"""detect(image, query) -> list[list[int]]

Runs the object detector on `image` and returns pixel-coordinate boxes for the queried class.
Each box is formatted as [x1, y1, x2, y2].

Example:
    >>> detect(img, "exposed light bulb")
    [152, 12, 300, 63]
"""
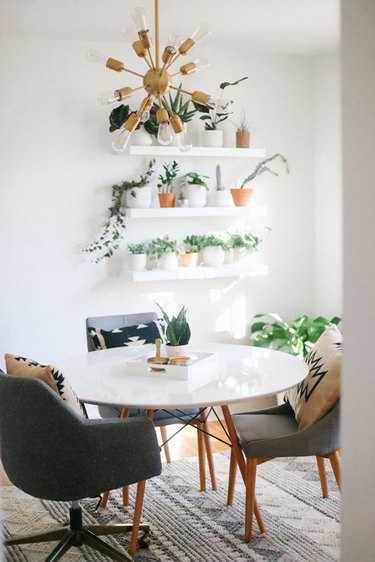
[176, 129, 193, 152]
[190, 23, 211, 45]
[112, 128, 132, 152]
[97, 87, 134, 105]
[138, 97, 153, 122]
[157, 123, 173, 145]
[123, 27, 138, 43]
[180, 57, 210, 75]
[86, 48, 108, 65]
[131, 7, 148, 31]
[167, 33, 182, 51]
[194, 57, 210, 71]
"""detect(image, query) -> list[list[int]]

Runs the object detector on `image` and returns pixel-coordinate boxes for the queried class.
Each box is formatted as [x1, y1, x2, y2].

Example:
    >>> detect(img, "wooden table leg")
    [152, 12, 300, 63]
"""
[221, 405, 266, 534]
[200, 408, 217, 491]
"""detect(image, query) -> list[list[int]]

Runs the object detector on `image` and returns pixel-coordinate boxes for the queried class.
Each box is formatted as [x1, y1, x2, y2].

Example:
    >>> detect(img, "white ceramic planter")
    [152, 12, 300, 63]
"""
[202, 246, 225, 267]
[165, 344, 190, 358]
[125, 186, 152, 208]
[186, 185, 207, 208]
[212, 190, 232, 207]
[130, 127, 153, 146]
[159, 252, 178, 270]
[126, 253, 147, 271]
[200, 129, 223, 147]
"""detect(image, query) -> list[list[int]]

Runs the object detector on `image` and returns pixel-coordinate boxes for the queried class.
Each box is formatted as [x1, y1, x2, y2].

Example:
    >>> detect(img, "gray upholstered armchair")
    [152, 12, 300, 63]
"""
[0, 370, 162, 561]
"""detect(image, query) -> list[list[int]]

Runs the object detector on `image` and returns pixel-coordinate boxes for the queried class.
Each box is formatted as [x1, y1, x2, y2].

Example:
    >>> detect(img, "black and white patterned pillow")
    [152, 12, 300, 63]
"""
[88, 319, 165, 350]
[47, 364, 87, 418]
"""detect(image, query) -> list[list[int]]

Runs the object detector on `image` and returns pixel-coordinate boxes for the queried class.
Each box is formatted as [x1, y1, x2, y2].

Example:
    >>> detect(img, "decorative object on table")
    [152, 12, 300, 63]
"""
[157, 160, 180, 207]
[126, 242, 147, 271]
[212, 164, 231, 207]
[147, 338, 169, 370]
[82, 160, 155, 262]
[87, 1, 216, 152]
[250, 312, 342, 357]
[180, 234, 203, 267]
[233, 110, 250, 148]
[193, 77, 248, 147]
[231, 153, 289, 207]
[200, 234, 228, 267]
[184, 172, 209, 207]
[226, 230, 264, 263]
[156, 303, 191, 358]
[147, 235, 179, 270]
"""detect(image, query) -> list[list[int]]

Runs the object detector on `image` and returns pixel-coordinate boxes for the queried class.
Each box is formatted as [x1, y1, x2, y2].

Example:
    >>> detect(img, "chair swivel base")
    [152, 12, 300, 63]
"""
[5, 505, 150, 562]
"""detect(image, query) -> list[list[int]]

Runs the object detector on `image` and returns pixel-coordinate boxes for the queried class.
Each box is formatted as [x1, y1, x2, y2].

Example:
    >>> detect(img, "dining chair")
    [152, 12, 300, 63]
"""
[228, 325, 342, 542]
[0, 369, 162, 560]
[86, 312, 217, 507]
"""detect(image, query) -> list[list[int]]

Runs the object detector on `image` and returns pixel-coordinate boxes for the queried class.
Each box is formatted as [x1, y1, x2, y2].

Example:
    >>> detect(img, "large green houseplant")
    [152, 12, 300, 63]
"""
[250, 313, 341, 357]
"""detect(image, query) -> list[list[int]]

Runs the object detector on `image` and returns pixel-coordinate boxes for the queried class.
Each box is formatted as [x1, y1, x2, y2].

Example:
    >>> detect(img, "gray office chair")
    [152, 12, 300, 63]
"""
[227, 400, 341, 542]
[86, 312, 216, 506]
[0, 370, 162, 561]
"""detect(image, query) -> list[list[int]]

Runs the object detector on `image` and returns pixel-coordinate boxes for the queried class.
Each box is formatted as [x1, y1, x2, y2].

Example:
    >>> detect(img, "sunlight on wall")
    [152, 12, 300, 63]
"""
[145, 291, 176, 316]
[215, 293, 247, 340]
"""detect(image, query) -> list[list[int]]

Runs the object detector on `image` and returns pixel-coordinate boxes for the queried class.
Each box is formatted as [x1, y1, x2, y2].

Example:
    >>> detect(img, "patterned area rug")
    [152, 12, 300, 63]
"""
[1, 451, 340, 561]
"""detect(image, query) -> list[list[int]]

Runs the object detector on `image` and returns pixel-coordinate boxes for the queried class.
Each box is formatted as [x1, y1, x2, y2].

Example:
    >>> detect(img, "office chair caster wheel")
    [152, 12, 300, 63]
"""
[138, 530, 151, 549]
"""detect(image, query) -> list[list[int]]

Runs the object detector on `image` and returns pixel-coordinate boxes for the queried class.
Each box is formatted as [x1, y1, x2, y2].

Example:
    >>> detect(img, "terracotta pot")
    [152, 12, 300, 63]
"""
[158, 193, 176, 208]
[236, 131, 250, 148]
[180, 252, 200, 267]
[230, 188, 253, 207]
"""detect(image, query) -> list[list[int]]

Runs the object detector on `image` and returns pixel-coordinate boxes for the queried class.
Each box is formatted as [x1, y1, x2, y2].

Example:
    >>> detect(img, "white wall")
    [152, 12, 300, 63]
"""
[341, 0, 375, 559]
[0, 38, 318, 365]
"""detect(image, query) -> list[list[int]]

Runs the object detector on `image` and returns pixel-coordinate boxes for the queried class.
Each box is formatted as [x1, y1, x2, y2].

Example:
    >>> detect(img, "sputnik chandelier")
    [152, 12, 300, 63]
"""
[87, 0, 229, 152]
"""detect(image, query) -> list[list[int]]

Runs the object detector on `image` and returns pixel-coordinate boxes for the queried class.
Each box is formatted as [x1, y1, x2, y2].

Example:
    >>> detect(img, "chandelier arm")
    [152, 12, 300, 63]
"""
[161, 95, 174, 116]
[165, 52, 182, 71]
[170, 84, 193, 96]
[155, 0, 160, 69]
[170, 71, 182, 78]
[148, 49, 156, 69]
[123, 68, 145, 79]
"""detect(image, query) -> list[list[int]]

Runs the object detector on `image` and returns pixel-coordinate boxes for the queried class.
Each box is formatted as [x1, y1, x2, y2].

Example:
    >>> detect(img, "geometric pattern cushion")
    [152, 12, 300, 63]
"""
[88, 319, 165, 351]
[285, 325, 343, 430]
[4, 354, 87, 419]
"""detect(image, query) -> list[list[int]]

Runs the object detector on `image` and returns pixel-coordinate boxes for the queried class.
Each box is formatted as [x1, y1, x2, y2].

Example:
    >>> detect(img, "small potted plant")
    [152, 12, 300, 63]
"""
[226, 231, 264, 263]
[233, 111, 250, 148]
[231, 153, 289, 207]
[193, 77, 248, 147]
[184, 172, 209, 207]
[212, 164, 231, 207]
[181, 234, 204, 267]
[147, 235, 179, 270]
[123, 159, 155, 209]
[201, 235, 228, 267]
[156, 303, 191, 358]
[126, 242, 147, 271]
[157, 161, 180, 207]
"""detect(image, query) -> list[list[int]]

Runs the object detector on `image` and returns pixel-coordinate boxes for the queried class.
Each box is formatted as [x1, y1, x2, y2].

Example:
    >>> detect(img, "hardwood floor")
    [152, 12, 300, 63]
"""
[0, 421, 230, 487]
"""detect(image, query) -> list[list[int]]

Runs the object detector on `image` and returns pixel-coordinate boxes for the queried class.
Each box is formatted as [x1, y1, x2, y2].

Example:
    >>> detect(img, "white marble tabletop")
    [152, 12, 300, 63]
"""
[60, 343, 308, 410]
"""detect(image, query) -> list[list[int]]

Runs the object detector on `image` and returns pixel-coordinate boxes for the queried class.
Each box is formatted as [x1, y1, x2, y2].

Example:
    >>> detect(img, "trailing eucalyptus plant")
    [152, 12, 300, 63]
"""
[250, 313, 342, 357]
[241, 153, 289, 188]
[82, 160, 155, 262]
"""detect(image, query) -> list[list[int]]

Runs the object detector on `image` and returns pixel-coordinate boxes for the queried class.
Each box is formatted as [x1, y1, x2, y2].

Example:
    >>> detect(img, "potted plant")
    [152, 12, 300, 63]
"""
[184, 172, 209, 207]
[193, 77, 248, 147]
[156, 303, 191, 358]
[212, 164, 231, 207]
[230, 153, 289, 207]
[126, 242, 147, 271]
[250, 313, 341, 357]
[82, 160, 155, 262]
[181, 234, 204, 267]
[201, 235, 228, 267]
[233, 111, 250, 148]
[227, 231, 264, 263]
[147, 235, 179, 270]
[157, 161, 180, 207]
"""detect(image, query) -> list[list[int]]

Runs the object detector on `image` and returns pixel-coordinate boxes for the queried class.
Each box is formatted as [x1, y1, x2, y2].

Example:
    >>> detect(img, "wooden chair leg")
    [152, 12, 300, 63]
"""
[100, 490, 110, 508]
[328, 450, 341, 491]
[197, 424, 206, 492]
[200, 409, 217, 491]
[245, 458, 258, 542]
[129, 480, 146, 556]
[316, 456, 329, 498]
[122, 486, 129, 506]
[227, 447, 237, 506]
[159, 426, 172, 463]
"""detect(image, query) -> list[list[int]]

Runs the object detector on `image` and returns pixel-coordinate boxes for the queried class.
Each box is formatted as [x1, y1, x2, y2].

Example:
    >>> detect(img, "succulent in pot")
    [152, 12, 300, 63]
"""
[156, 303, 191, 358]
[232, 110, 251, 148]
[126, 243, 147, 271]
[226, 231, 264, 264]
[200, 235, 228, 267]
[147, 235, 179, 270]
[180, 234, 204, 267]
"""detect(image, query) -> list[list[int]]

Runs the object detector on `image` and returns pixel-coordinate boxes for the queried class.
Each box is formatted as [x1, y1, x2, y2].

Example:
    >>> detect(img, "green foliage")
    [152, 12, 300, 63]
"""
[82, 160, 155, 262]
[127, 243, 147, 254]
[232, 110, 250, 132]
[183, 234, 205, 253]
[146, 235, 179, 259]
[163, 85, 196, 122]
[241, 153, 289, 188]
[157, 161, 180, 193]
[184, 172, 209, 190]
[109, 104, 134, 132]
[227, 231, 264, 251]
[156, 303, 191, 346]
[250, 313, 342, 357]
[200, 234, 228, 250]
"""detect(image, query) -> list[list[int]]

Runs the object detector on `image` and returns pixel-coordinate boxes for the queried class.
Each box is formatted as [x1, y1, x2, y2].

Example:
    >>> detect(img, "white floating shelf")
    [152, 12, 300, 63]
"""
[128, 146, 266, 158]
[123, 264, 268, 282]
[124, 206, 253, 218]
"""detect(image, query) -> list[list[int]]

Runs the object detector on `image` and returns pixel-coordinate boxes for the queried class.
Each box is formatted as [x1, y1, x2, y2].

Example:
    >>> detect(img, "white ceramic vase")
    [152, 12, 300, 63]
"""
[212, 190, 232, 207]
[125, 186, 152, 208]
[159, 252, 178, 270]
[126, 253, 147, 271]
[200, 129, 223, 147]
[186, 185, 207, 208]
[202, 246, 225, 267]
[130, 127, 153, 146]
[165, 344, 190, 358]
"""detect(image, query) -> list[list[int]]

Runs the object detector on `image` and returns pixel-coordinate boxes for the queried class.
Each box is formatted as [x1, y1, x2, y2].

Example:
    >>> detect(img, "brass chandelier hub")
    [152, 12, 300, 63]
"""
[143, 68, 171, 96]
